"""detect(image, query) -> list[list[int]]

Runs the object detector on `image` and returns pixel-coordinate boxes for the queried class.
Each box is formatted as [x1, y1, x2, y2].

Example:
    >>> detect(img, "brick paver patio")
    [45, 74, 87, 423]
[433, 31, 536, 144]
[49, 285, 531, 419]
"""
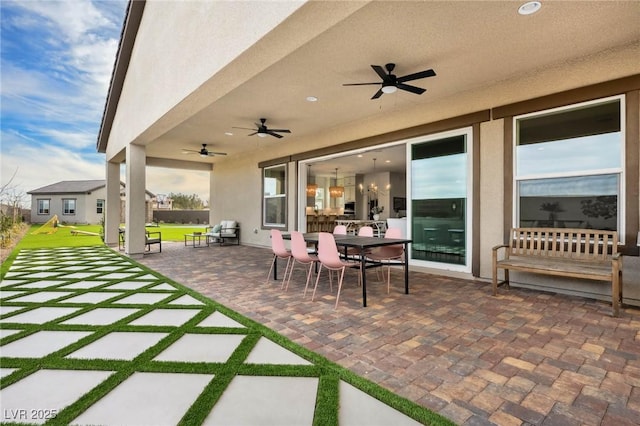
[138, 242, 640, 425]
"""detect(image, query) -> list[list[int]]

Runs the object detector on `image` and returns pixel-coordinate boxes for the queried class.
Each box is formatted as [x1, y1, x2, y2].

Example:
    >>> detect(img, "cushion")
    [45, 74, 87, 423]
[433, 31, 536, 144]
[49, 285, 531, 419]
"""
[211, 224, 222, 233]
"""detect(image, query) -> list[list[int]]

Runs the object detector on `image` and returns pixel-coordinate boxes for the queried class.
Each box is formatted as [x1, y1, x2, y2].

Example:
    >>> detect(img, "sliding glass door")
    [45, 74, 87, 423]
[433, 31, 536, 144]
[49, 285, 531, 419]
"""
[409, 128, 471, 271]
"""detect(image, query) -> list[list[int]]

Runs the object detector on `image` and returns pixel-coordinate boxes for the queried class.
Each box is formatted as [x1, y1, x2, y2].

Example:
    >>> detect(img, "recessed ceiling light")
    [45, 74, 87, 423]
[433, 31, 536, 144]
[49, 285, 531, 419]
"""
[225, 132, 233, 136]
[357, 154, 363, 158]
[306, 96, 318, 102]
[385, 160, 391, 163]
[518, 1, 541, 15]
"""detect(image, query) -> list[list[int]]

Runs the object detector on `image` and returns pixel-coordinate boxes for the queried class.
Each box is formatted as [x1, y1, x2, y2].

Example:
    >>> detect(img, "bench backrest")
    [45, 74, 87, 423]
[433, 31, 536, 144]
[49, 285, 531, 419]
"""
[508, 228, 618, 262]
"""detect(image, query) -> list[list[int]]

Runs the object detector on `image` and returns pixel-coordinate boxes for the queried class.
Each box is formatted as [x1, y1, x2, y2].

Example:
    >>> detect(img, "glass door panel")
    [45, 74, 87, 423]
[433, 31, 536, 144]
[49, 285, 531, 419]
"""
[410, 132, 470, 268]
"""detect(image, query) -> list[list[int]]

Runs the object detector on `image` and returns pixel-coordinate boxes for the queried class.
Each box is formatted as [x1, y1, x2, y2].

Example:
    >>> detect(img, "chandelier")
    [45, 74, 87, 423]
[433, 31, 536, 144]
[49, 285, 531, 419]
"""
[329, 168, 344, 198]
[306, 165, 317, 197]
[359, 158, 390, 196]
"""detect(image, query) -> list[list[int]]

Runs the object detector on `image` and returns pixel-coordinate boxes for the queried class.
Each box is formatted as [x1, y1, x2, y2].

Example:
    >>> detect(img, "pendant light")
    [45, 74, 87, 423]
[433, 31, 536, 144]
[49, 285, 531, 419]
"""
[329, 168, 344, 198]
[306, 165, 317, 197]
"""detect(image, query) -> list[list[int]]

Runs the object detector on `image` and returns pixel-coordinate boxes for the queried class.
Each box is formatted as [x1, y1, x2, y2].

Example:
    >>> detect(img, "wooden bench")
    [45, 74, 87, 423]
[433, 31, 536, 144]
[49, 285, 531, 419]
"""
[492, 228, 623, 317]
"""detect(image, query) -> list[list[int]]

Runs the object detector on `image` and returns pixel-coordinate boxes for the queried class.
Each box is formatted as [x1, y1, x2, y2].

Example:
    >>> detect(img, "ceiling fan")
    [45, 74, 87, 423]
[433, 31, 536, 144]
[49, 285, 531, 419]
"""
[343, 63, 436, 99]
[233, 118, 291, 139]
[182, 144, 227, 157]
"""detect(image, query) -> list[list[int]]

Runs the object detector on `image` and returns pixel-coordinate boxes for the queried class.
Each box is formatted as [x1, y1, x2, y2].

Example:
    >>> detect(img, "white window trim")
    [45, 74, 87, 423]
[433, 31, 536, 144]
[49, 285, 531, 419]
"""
[512, 95, 626, 242]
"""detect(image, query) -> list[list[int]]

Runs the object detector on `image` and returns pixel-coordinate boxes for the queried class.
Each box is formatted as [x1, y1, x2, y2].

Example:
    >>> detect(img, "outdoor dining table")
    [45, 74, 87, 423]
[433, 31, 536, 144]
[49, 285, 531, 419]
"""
[280, 232, 412, 307]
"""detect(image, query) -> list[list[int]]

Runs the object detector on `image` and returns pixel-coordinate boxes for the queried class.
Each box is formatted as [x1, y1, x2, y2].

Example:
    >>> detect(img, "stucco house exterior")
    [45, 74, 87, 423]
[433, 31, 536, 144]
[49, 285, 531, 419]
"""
[98, 1, 640, 306]
[28, 180, 154, 225]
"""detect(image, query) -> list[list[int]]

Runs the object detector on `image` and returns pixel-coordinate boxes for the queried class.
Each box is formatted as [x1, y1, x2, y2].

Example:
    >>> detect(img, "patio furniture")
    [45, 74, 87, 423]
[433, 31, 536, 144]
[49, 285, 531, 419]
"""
[292, 232, 412, 307]
[184, 232, 206, 247]
[204, 220, 240, 245]
[366, 227, 405, 293]
[284, 231, 318, 295]
[118, 228, 162, 253]
[312, 232, 362, 309]
[492, 227, 623, 317]
[145, 231, 162, 253]
[265, 229, 292, 287]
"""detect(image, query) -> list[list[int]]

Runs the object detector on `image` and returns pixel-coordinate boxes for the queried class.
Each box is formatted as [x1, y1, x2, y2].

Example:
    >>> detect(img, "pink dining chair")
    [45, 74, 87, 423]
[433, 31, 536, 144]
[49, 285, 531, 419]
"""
[265, 229, 292, 286]
[345, 225, 374, 261]
[313, 232, 361, 309]
[284, 231, 319, 295]
[366, 227, 405, 293]
[333, 225, 347, 235]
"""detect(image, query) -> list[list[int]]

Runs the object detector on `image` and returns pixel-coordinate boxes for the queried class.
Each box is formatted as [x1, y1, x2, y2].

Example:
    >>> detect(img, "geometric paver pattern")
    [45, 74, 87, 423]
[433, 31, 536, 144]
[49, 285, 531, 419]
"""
[1, 246, 433, 425]
[140, 241, 640, 426]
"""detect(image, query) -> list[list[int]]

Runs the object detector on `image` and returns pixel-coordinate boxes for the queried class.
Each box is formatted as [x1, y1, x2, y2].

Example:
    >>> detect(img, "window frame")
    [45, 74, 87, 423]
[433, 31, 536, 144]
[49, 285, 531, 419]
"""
[262, 164, 287, 230]
[96, 199, 104, 214]
[37, 199, 50, 215]
[62, 198, 77, 216]
[512, 95, 625, 237]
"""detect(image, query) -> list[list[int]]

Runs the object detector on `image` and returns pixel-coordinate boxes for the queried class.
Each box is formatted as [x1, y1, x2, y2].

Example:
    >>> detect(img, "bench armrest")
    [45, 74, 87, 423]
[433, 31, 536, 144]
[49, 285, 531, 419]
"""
[146, 231, 161, 240]
[492, 244, 508, 252]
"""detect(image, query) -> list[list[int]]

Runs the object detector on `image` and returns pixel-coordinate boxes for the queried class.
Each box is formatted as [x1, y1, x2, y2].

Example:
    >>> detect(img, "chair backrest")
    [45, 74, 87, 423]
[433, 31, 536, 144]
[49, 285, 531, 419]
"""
[290, 231, 312, 262]
[333, 225, 347, 235]
[270, 229, 289, 257]
[317, 232, 344, 267]
[385, 227, 402, 239]
[358, 226, 374, 237]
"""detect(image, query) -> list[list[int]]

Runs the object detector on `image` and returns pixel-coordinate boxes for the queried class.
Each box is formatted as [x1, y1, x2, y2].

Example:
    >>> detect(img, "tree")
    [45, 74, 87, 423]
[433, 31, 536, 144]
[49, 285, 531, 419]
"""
[169, 192, 205, 210]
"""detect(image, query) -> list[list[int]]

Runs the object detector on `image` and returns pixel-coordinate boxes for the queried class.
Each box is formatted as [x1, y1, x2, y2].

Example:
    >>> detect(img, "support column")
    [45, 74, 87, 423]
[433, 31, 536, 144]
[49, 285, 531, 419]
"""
[209, 169, 215, 225]
[105, 160, 121, 247]
[125, 144, 147, 257]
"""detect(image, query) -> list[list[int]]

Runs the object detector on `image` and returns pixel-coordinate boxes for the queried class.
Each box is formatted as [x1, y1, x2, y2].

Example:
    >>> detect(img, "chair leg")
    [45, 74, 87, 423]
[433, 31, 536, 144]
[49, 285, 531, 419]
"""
[303, 262, 314, 297]
[265, 255, 276, 285]
[334, 267, 346, 309]
[312, 264, 324, 301]
[283, 258, 296, 291]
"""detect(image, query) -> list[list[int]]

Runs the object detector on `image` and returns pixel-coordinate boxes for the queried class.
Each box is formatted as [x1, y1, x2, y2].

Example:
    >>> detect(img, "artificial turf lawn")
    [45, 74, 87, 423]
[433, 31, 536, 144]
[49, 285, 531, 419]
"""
[1, 240, 454, 425]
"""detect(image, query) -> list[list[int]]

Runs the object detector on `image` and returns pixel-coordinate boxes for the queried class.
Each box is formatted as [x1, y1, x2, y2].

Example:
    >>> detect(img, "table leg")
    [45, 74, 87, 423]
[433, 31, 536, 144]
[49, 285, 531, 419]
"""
[361, 250, 367, 307]
[404, 242, 409, 294]
[273, 257, 278, 280]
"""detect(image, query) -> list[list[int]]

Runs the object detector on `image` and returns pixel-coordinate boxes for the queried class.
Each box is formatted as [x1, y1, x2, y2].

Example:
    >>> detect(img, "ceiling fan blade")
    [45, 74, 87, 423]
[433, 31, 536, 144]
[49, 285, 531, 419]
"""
[371, 89, 384, 99]
[208, 151, 227, 156]
[247, 131, 258, 136]
[232, 126, 256, 131]
[397, 69, 436, 83]
[397, 83, 426, 95]
[266, 131, 283, 139]
[343, 82, 381, 86]
[371, 65, 388, 80]
[268, 129, 290, 133]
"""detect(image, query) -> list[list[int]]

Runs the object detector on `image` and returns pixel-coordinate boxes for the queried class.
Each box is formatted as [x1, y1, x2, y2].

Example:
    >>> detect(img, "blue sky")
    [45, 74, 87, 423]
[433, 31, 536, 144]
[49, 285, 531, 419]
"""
[1, 0, 209, 208]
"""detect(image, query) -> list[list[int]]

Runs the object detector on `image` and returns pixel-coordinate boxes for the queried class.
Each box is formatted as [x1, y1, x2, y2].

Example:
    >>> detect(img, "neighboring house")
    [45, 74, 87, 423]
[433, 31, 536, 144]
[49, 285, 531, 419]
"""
[97, 2, 639, 305]
[28, 180, 155, 225]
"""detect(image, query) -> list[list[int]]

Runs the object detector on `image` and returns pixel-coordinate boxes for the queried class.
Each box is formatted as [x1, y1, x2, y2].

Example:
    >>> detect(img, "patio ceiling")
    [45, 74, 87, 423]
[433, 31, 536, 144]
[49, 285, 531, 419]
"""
[137, 1, 640, 178]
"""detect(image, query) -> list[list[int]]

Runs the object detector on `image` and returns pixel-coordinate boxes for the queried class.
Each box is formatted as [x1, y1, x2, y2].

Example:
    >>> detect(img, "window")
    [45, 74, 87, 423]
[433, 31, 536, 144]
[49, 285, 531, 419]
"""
[37, 199, 50, 215]
[97, 199, 104, 214]
[410, 130, 471, 268]
[63, 199, 76, 215]
[263, 164, 287, 228]
[514, 96, 624, 232]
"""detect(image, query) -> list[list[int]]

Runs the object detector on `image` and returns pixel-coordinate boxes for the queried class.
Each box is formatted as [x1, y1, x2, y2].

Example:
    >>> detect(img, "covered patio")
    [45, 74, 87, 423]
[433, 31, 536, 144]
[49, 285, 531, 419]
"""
[139, 241, 640, 425]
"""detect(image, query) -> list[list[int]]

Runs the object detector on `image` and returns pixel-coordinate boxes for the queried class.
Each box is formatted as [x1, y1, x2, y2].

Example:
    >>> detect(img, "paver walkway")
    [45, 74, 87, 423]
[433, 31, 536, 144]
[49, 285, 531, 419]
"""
[139, 242, 640, 426]
[0, 246, 435, 425]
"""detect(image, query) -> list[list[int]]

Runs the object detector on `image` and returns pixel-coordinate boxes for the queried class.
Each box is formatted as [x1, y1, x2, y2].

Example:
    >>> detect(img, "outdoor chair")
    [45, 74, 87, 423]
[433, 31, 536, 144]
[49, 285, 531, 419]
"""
[265, 229, 292, 287]
[333, 225, 347, 235]
[312, 232, 361, 309]
[365, 227, 405, 293]
[345, 225, 374, 261]
[284, 231, 318, 295]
